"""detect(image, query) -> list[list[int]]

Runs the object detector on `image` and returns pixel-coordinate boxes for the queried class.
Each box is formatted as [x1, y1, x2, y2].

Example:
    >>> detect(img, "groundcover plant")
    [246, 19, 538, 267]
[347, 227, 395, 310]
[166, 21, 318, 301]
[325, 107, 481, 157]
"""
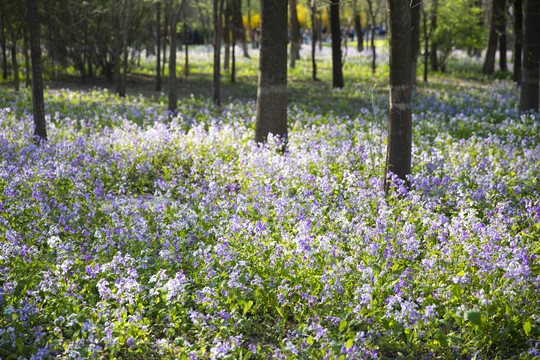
[0, 67, 539, 359]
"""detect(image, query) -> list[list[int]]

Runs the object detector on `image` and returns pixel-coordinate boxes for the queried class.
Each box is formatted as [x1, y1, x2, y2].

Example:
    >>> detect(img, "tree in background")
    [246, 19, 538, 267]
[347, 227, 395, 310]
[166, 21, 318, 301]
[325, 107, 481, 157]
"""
[156, 1, 162, 91]
[254, 0, 288, 145]
[421, 0, 438, 82]
[482, 0, 506, 75]
[353, 0, 363, 52]
[213, 0, 225, 105]
[330, 0, 344, 88]
[27, 0, 47, 143]
[512, 0, 522, 84]
[384, 0, 412, 194]
[365, 0, 379, 73]
[310, 0, 319, 81]
[290, 0, 301, 68]
[0, 0, 7, 80]
[410, 0, 421, 86]
[167, 0, 187, 113]
[519, 0, 539, 113]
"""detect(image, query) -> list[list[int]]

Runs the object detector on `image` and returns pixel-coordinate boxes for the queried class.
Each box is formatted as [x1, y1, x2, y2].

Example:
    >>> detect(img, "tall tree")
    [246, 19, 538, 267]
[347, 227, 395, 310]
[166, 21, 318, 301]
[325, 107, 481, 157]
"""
[384, 0, 412, 194]
[410, 0, 421, 86]
[422, 0, 438, 82]
[330, 0, 344, 88]
[482, 0, 506, 75]
[213, 0, 225, 105]
[27, 0, 47, 143]
[353, 0, 363, 52]
[366, 0, 378, 73]
[519, 0, 540, 113]
[512, 0, 522, 84]
[254, 0, 288, 144]
[290, 0, 301, 68]
[310, 0, 318, 81]
[156, 1, 162, 91]
[167, 0, 187, 113]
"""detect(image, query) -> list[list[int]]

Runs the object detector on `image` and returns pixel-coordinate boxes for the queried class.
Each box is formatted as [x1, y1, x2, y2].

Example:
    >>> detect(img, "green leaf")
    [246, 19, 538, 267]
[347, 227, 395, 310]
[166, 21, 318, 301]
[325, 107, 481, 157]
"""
[16, 337, 23, 353]
[523, 321, 532, 336]
[464, 311, 482, 326]
[243, 300, 253, 316]
[307, 335, 314, 345]
[346, 339, 353, 348]
[339, 319, 348, 332]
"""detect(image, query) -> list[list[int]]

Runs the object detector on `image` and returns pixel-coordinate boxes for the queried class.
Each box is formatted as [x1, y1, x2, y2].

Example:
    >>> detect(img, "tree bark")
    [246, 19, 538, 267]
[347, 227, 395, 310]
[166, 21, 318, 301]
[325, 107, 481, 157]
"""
[0, 1, 7, 80]
[367, 0, 377, 73]
[290, 0, 301, 68]
[23, 22, 31, 88]
[184, 21, 189, 77]
[310, 0, 318, 80]
[113, 1, 123, 95]
[27, 0, 47, 143]
[254, 0, 288, 145]
[384, 0, 412, 194]
[330, 0, 344, 88]
[410, 0, 421, 86]
[11, 36, 19, 90]
[213, 0, 225, 105]
[498, 0, 507, 71]
[422, 8, 428, 82]
[483, 0, 505, 75]
[167, 0, 184, 113]
[353, 0, 363, 53]
[223, 0, 231, 70]
[512, 0, 522, 83]
[156, 1, 162, 91]
[519, 0, 540, 113]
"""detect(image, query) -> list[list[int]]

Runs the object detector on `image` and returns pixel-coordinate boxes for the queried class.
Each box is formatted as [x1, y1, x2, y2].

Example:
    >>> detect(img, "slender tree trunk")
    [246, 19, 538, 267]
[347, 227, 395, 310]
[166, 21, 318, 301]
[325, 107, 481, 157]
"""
[353, 0, 363, 52]
[513, 0, 522, 84]
[0, 1, 8, 80]
[498, 0, 507, 71]
[247, 0, 252, 47]
[330, 0, 344, 88]
[290, 0, 301, 68]
[410, 0, 421, 86]
[519, 0, 540, 113]
[422, 8, 429, 82]
[27, 0, 47, 143]
[168, 0, 179, 113]
[254, 0, 288, 145]
[162, 9, 168, 78]
[113, 1, 123, 95]
[483, 0, 505, 75]
[224, 0, 231, 70]
[156, 1, 162, 91]
[310, 0, 318, 81]
[213, 0, 225, 105]
[11, 38, 19, 90]
[121, 4, 129, 97]
[184, 22, 189, 77]
[367, 0, 377, 73]
[23, 23, 31, 88]
[384, 0, 412, 194]
[231, 11, 236, 83]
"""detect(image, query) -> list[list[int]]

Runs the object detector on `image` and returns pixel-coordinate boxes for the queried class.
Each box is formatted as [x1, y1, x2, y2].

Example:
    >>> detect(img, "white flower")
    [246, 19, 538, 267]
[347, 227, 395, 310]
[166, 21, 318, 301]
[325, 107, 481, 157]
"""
[47, 235, 61, 249]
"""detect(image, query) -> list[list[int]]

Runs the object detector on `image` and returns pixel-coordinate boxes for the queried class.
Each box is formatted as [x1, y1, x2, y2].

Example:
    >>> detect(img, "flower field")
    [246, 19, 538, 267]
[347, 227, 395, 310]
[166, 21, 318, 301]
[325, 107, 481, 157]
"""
[0, 50, 539, 359]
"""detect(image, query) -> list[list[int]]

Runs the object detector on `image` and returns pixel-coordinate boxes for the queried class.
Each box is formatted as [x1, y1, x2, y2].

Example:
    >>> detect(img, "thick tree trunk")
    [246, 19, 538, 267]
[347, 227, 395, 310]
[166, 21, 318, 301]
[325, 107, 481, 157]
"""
[330, 0, 344, 88]
[410, 0, 421, 86]
[156, 2, 162, 91]
[512, 0, 522, 84]
[290, 0, 301, 68]
[519, 0, 540, 113]
[384, 0, 412, 194]
[254, 0, 288, 145]
[213, 0, 225, 105]
[483, 0, 505, 75]
[27, 0, 47, 143]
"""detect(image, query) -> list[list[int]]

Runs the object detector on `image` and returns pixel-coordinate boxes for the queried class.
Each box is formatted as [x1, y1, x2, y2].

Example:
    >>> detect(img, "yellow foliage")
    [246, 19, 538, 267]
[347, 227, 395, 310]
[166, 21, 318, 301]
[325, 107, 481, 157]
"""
[242, 13, 260, 30]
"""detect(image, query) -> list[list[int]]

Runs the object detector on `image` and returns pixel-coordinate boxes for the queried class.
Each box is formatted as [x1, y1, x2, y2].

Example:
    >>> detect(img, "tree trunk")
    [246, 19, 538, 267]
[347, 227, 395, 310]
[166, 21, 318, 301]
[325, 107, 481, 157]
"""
[310, 0, 318, 81]
[0, 1, 8, 80]
[224, 0, 231, 70]
[422, 8, 429, 82]
[156, 1, 162, 91]
[254, 0, 288, 145]
[519, 0, 540, 113]
[27, 0, 47, 143]
[429, 5, 438, 71]
[213, 0, 225, 105]
[23, 23, 31, 88]
[163, 9, 168, 78]
[410, 0, 421, 86]
[121, 3, 130, 97]
[231, 10, 236, 83]
[513, 0, 522, 84]
[330, 0, 344, 88]
[113, 1, 123, 95]
[11, 38, 19, 90]
[184, 22, 189, 77]
[290, 0, 301, 68]
[168, 0, 179, 113]
[498, 0, 507, 71]
[384, 0, 412, 194]
[353, 0, 363, 53]
[367, 0, 377, 73]
[483, 0, 505, 75]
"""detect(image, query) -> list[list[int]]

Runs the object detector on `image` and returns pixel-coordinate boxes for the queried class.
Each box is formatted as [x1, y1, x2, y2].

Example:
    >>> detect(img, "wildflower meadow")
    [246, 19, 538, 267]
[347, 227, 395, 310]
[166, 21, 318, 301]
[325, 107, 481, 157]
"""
[0, 47, 539, 359]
